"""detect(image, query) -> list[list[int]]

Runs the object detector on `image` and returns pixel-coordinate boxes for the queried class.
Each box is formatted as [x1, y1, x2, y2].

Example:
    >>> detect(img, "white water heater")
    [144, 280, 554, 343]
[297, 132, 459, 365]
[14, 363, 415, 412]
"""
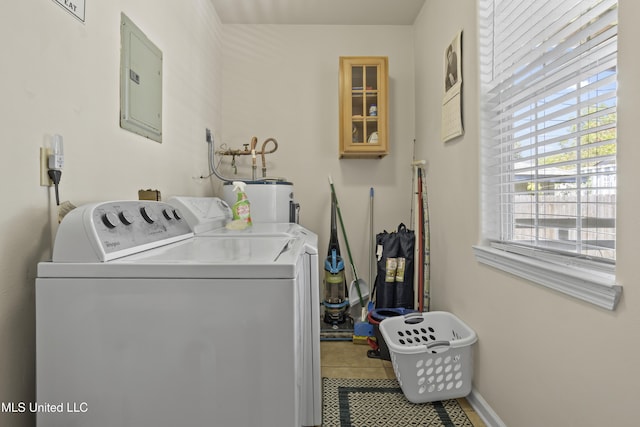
[223, 181, 298, 223]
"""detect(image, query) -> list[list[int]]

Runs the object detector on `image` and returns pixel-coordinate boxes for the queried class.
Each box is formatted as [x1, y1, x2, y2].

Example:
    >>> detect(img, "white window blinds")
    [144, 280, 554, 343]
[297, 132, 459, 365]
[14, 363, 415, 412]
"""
[480, 0, 618, 262]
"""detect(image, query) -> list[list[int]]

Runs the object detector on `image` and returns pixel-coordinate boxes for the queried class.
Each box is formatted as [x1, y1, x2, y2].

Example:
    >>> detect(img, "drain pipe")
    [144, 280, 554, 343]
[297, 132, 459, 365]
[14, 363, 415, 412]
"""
[207, 129, 238, 183]
[250, 136, 258, 181]
[260, 138, 279, 178]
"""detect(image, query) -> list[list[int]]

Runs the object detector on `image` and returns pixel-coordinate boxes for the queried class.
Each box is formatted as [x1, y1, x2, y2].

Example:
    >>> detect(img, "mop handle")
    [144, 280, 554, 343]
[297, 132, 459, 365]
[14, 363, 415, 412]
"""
[328, 176, 364, 304]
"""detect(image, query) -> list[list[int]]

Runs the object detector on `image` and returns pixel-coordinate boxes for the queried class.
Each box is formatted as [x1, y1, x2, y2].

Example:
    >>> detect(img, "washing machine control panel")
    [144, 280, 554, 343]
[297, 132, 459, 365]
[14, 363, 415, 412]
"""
[53, 201, 194, 262]
[166, 196, 232, 233]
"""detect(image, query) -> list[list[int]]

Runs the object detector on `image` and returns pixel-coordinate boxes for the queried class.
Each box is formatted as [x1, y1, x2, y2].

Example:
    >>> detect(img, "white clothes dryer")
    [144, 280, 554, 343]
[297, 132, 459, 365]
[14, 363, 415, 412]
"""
[36, 200, 321, 427]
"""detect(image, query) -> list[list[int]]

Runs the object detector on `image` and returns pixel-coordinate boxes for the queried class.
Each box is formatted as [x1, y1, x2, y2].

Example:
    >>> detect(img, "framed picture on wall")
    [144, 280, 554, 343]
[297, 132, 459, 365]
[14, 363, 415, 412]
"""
[441, 30, 463, 142]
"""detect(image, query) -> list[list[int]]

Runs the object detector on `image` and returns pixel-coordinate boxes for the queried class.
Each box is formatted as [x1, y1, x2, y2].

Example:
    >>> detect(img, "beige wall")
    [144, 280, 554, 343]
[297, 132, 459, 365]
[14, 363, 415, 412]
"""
[217, 24, 417, 283]
[414, 1, 639, 426]
[0, 1, 222, 426]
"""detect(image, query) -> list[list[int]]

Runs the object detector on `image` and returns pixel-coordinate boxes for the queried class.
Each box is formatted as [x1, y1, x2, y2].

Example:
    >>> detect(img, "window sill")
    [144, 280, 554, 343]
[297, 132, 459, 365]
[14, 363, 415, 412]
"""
[472, 245, 622, 310]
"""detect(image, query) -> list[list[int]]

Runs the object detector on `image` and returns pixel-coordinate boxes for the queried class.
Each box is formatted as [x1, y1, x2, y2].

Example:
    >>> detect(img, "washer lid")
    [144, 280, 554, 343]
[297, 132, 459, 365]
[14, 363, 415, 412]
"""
[38, 236, 305, 279]
[198, 222, 301, 237]
[123, 236, 293, 264]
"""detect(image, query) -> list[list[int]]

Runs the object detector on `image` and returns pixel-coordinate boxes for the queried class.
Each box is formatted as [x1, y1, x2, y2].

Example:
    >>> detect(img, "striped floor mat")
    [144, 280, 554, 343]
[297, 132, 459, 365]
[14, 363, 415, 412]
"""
[322, 377, 473, 427]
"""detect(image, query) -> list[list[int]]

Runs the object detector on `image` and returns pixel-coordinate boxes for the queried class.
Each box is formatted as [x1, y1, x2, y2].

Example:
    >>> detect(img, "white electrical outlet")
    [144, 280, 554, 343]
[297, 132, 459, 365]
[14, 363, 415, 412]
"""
[40, 147, 52, 186]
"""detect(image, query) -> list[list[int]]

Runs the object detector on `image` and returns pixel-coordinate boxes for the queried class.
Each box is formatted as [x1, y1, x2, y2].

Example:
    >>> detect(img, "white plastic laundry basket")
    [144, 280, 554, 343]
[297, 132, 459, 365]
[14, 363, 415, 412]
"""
[379, 311, 477, 403]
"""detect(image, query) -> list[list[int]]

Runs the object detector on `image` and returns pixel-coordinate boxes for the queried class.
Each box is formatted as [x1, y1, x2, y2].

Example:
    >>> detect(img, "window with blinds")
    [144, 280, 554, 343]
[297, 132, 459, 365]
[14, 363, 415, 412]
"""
[480, 0, 618, 262]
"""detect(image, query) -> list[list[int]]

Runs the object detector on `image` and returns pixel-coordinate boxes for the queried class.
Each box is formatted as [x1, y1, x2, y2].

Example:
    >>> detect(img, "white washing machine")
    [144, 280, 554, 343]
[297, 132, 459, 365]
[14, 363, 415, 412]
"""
[36, 200, 321, 427]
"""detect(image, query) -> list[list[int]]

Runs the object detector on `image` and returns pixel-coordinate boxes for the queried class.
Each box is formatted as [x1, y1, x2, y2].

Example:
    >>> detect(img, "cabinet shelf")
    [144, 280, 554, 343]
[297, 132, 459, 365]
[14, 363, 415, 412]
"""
[339, 56, 388, 158]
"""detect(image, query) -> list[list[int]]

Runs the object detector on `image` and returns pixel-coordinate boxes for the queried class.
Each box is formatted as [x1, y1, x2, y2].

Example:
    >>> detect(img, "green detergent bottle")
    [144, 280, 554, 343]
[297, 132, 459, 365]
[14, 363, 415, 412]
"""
[229, 181, 252, 229]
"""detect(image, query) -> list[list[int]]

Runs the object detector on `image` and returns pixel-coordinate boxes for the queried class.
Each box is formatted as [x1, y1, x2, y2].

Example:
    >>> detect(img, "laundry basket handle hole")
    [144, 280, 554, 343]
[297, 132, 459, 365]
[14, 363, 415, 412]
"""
[403, 312, 424, 325]
[425, 340, 450, 350]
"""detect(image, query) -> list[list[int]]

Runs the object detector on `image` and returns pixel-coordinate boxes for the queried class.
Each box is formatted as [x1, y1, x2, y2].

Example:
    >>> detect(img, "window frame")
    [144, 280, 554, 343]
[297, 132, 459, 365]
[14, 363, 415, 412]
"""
[475, 0, 622, 310]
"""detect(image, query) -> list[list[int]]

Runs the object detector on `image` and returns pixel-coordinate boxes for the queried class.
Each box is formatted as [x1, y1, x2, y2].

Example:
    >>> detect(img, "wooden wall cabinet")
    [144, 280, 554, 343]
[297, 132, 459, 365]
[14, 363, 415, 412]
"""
[339, 56, 389, 158]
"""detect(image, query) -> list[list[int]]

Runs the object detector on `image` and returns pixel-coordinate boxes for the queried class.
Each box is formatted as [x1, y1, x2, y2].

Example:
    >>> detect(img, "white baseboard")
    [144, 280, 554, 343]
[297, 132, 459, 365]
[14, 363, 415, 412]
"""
[466, 388, 506, 427]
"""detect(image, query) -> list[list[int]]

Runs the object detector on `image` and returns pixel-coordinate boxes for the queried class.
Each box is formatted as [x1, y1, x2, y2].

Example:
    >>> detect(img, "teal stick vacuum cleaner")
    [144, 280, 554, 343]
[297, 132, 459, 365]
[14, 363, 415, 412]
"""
[323, 192, 348, 325]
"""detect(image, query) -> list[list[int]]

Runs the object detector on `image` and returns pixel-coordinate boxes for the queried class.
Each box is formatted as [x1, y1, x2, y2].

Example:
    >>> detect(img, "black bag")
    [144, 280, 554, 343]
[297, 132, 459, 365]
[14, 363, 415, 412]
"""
[373, 224, 415, 309]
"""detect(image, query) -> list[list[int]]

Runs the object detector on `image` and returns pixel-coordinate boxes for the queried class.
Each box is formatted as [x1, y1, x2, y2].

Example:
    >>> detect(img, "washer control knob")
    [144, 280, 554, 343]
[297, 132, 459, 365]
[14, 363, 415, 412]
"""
[173, 209, 183, 220]
[140, 206, 157, 224]
[102, 212, 120, 228]
[162, 209, 173, 220]
[119, 210, 135, 225]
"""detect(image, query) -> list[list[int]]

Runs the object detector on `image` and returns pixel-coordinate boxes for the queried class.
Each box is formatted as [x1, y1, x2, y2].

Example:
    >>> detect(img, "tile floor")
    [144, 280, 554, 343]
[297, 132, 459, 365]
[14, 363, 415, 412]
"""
[320, 340, 487, 426]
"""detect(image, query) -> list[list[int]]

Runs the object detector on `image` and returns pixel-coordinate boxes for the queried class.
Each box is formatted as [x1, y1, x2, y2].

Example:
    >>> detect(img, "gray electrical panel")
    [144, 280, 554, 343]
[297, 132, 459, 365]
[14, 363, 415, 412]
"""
[120, 13, 163, 143]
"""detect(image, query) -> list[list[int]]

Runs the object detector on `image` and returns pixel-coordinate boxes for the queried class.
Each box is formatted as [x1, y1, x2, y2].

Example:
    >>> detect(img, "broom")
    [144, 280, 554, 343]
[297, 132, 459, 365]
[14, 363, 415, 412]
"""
[328, 176, 368, 322]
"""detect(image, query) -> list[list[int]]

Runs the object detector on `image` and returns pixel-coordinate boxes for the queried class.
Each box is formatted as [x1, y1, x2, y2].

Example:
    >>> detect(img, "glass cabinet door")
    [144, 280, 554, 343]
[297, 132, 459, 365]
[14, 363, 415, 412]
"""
[350, 66, 379, 144]
[340, 57, 388, 158]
